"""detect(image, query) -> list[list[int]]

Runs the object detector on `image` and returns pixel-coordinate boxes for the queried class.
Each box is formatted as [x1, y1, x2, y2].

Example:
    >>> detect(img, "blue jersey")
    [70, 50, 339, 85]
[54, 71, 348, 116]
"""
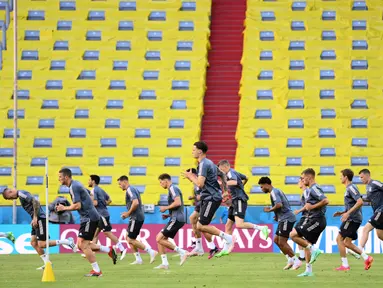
[93, 186, 110, 218]
[69, 180, 100, 223]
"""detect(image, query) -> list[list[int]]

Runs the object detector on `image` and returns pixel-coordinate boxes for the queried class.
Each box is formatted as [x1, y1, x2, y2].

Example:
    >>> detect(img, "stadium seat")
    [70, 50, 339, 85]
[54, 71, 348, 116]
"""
[322, 185, 335, 194]
[60, 1, 76, 11]
[172, 81, 189, 90]
[38, 119, 55, 128]
[260, 31, 274, 41]
[86, 31, 101, 41]
[78, 70, 96, 80]
[100, 177, 112, 185]
[169, 120, 184, 128]
[319, 166, 335, 176]
[129, 167, 147, 176]
[286, 100, 304, 109]
[288, 119, 304, 128]
[167, 138, 182, 147]
[119, 1, 136, 11]
[322, 11, 336, 21]
[100, 138, 117, 148]
[250, 186, 262, 193]
[14, 90, 30, 100]
[353, 80, 368, 89]
[181, 2, 196, 11]
[165, 158, 181, 166]
[257, 90, 273, 100]
[65, 167, 82, 175]
[351, 157, 369, 166]
[286, 157, 302, 166]
[147, 31, 162, 41]
[24, 30, 40, 40]
[140, 90, 156, 100]
[27, 10, 45, 21]
[74, 109, 89, 119]
[99, 157, 114, 166]
[70, 129, 86, 138]
[17, 70, 32, 80]
[258, 71, 273, 80]
[105, 119, 121, 128]
[21, 50, 38, 60]
[320, 50, 336, 60]
[26, 177, 43, 185]
[286, 138, 302, 148]
[291, 1, 306, 11]
[352, 138, 367, 147]
[319, 128, 336, 138]
[50, 60, 66, 70]
[145, 51, 161, 60]
[7, 109, 24, 119]
[76, 90, 93, 100]
[320, 90, 335, 99]
[352, 176, 363, 184]
[0, 148, 13, 157]
[171, 100, 187, 109]
[254, 148, 270, 157]
[261, 11, 275, 21]
[171, 177, 180, 185]
[135, 129, 150, 138]
[289, 41, 304, 51]
[321, 109, 336, 119]
[119, 21, 133, 31]
[113, 61, 128, 71]
[289, 60, 305, 70]
[175, 61, 191, 71]
[3, 129, 19, 138]
[143, 71, 159, 80]
[252, 167, 270, 176]
[352, 40, 368, 50]
[57, 20, 72, 30]
[288, 80, 304, 90]
[351, 60, 368, 70]
[351, 100, 367, 109]
[179, 21, 194, 31]
[109, 80, 126, 90]
[33, 138, 52, 148]
[320, 148, 336, 157]
[116, 41, 131, 51]
[31, 158, 47, 167]
[322, 31, 336, 41]
[351, 119, 367, 128]
[46, 80, 63, 90]
[177, 41, 193, 51]
[260, 51, 273, 60]
[83, 51, 100, 60]
[352, 1, 368, 10]
[255, 129, 269, 138]
[66, 148, 83, 157]
[107, 100, 123, 109]
[255, 109, 272, 119]
[352, 20, 366, 31]
[138, 110, 154, 119]
[148, 11, 166, 21]
[88, 11, 105, 21]
[291, 21, 305, 31]
[42, 100, 59, 109]
[285, 176, 299, 185]
[133, 148, 149, 157]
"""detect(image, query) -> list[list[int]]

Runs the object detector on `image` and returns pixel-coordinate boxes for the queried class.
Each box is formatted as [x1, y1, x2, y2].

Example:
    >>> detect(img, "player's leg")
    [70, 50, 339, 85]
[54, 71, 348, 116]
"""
[78, 237, 102, 276]
[358, 222, 373, 250]
[197, 200, 235, 252]
[189, 210, 204, 255]
[232, 200, 269, 239]
[335, 233, 350, 270]
[156, 220, 187, 266]
[101, 217, 125, 253]
[376, 229, 383, 241]
[154, 232, 169, 269]
[126, 220, 157, 264]
[215, 210, 235, 257]
[36, 218, 76, 250]
[295, 217, 307, 261]
[31, 231, 48, 270]
[275, 221, 300, 270]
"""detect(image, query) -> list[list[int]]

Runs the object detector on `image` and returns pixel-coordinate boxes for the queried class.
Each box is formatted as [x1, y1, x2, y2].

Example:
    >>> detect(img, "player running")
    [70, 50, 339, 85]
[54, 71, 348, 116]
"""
[155, 173, 188, 269]
[182, 141, 235, 256]
[118, 175, 157, 264]
[215, 160, 269, 258]
[293, 178, 309, 268]
[0, 231, 15, 243]
[258, 177, 300, 270]
[333, 169, 364, 271]
[357, 169, 383, 270]
[57, 168, 117, 277]
[188, 168, 220, 259]
[2, 187, 76, 270]
[88, 175, 126, 257]
[290, 168, 329, 277]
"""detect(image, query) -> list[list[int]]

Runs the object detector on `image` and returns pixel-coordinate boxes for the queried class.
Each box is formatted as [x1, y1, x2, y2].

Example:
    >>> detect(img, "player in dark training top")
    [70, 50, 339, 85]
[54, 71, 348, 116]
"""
[2, 187, 75, 270]
[57, 168, 118, 277]
[118, 175, 157, 264]
[155, 173, 188, 269]
[290, 168, 329, 277]
[88, 175, 126, 258]
[357, 169, 383, 270]
[215, 160, 269, 258]
[182, 141, 236, 255]
[258, 177, 300, 270]
[333, 169, 364, 271]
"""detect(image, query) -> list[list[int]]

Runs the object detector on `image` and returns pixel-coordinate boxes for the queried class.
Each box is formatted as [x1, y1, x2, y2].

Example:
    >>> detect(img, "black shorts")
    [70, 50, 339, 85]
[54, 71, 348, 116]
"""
[98, 216, 112, 232]
[161, 219, 185, 239]
[128, 219, 144, 239]
[276, 220, 296, 238]
[198, 199, 221, 225]
[78, 220, 99, 241]
[339, 221, 361, 240]
[295, 216, 309, 228]
[295, 217, 327, 244]
[228, 199, 248, 222]
[194, 201, 201, 213]
[368, 211, 383, 230]
[31, 218, 47, 241]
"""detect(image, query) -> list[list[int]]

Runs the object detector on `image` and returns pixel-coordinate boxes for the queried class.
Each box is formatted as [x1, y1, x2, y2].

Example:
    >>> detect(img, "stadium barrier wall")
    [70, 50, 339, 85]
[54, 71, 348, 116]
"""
[1, 206, 382, 254]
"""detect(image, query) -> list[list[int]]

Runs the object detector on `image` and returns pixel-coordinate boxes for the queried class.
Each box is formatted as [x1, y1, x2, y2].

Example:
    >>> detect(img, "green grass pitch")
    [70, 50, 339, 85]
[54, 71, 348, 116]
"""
[0, 253, 382, 288]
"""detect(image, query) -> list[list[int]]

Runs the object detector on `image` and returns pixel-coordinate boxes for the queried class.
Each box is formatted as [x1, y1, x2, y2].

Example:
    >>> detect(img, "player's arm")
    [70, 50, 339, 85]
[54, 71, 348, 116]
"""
[264, 191, 282, 212]
[106, 198, 112, 205]
[57, 186, 81, 211]
[92, 190, 98, 207]
[126, 199, 139, 217]
[32, 198, 41, 220]
[238, 172, 248, 186]
[294, 206, 306, 215]
[165, 196, 181, 210]
[305, 198, 329, 211]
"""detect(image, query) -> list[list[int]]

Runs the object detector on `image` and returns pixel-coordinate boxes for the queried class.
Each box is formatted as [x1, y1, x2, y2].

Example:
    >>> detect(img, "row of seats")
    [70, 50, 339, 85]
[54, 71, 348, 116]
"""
[0, 0, 211, 205]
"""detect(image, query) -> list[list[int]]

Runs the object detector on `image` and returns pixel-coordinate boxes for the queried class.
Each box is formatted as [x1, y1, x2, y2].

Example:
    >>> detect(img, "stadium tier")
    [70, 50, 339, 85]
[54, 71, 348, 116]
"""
[237, 0, 383, 205]
[0, 0, 211, 205]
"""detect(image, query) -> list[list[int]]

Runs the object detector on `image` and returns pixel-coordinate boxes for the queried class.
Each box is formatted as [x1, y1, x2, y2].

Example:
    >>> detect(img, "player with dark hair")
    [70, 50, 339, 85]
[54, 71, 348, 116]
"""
[215, 160, 269, 258]
[2, 187, 76, 270]
[357, 169, 383, 269]
[258, 177, 300, 270]
[56, 168, 117, 277]
[182, 141, 235, 256]
[88, 175, 126, 258]
[155, 173, 187, 269]
[333, 169, 364, 271]
[118, 175, 157, 265]
[290, 168, 329, 277]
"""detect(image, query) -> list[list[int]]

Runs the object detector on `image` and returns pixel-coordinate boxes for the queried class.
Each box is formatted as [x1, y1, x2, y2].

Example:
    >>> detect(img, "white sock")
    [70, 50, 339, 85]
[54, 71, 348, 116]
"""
[253, 224, 262, 230]
[299, 249, 305, 259]
[207, 241, 216, 250]
[196, 238, 202, 250]
[294, 256, 301, 265]
[306, 263, 312, 273]
[288, 256, 294, 264]
[219, 231, 232, 243]
[40, 254, 48, 264]
[285, 254, 290, 260]
[91, 262, 100, 273]
[223, 240, 230, 251]
[0, 232, 6, 237]
[99, 245, 110, 253]
[168, 238, 176, 246]
[360, 252, 369, 261]
[56, 239, 70, 245]
[341, 257, 349, 267]
[144, 246, 152, 253]
[135, 252, 142, 261]
[116, 242, 125, 251]
[305, 244, 314, 252]
[161, 254, 169, 266]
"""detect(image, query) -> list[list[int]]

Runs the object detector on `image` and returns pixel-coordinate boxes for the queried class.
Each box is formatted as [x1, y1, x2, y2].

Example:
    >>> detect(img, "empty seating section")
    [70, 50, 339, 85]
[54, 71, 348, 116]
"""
[237, 0, 383, 205]
[0, 0, 211, 204]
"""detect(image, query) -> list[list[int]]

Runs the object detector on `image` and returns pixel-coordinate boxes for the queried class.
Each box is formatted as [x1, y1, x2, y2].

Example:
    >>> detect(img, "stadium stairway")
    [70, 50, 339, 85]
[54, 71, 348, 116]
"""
[200, 0, 246, 165]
